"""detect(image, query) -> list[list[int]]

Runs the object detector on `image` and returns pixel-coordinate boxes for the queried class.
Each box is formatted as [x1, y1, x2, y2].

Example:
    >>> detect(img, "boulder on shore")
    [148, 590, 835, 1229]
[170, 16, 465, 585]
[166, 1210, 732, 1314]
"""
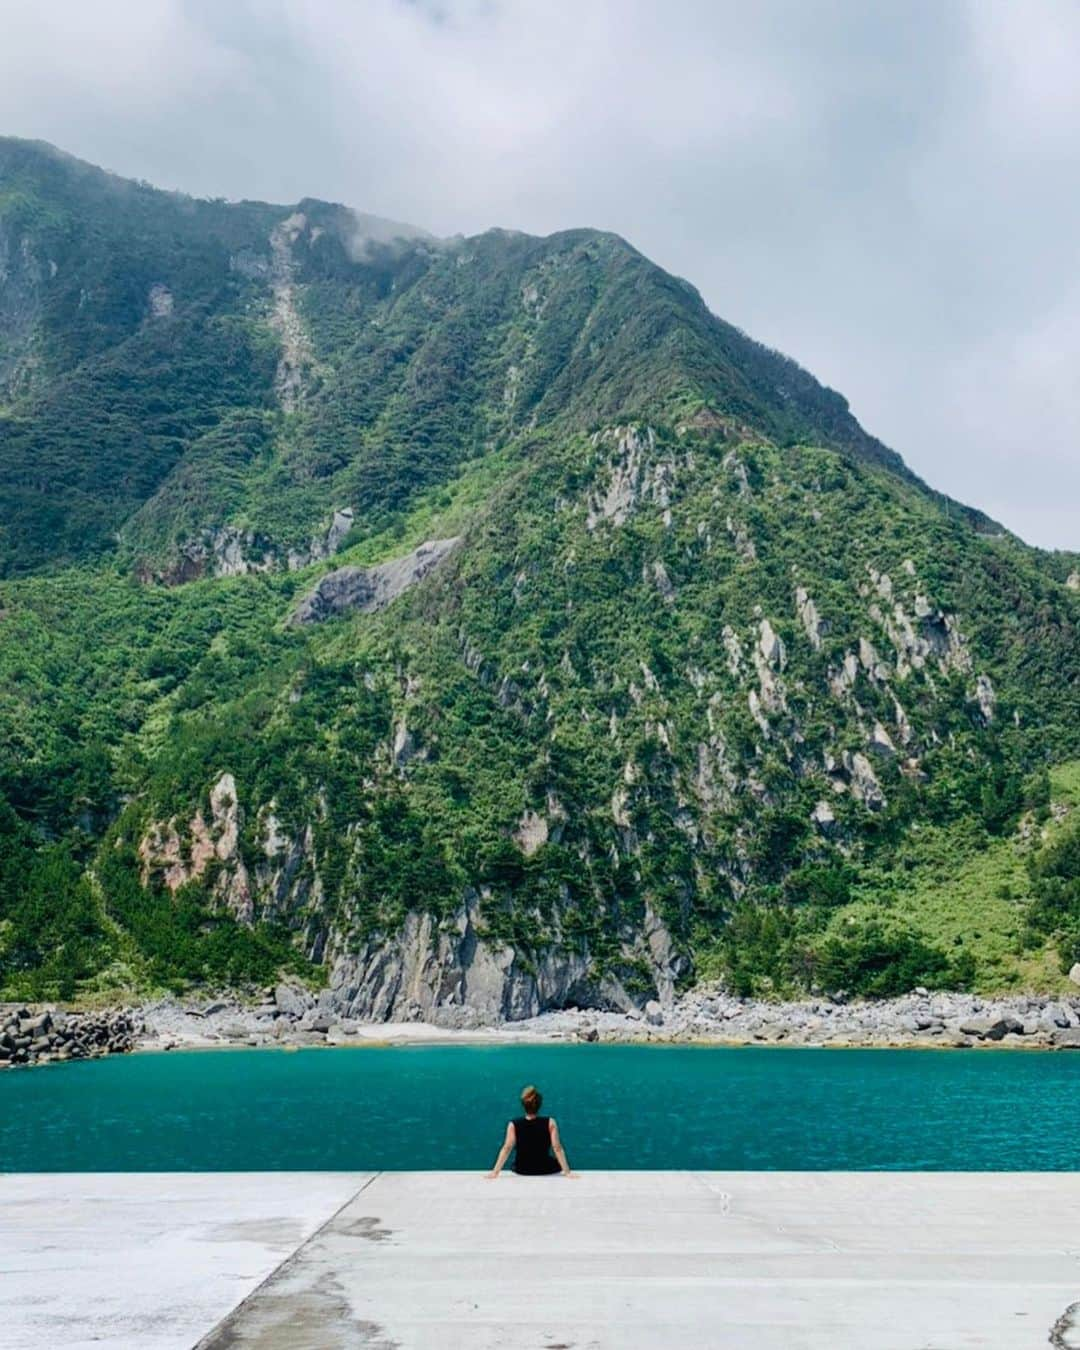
[958, 1017, 1023, 1041]
[274, 983, 315, 1018]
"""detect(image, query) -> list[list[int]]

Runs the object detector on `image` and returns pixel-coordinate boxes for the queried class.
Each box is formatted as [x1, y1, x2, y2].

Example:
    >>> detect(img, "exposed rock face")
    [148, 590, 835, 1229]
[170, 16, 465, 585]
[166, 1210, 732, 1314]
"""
[585, 426, 676, 530]
[286, 507, 355, 571]
[138, 772, 252, 921]
[1067, 572, 1080, 591]
[722, 450, 752, 496]
[868, 721, 897, 757]
[862, 566, 971, 680]
[974, 674, 997, 724]
[858, 636, 889, 682]
[843, 751, 885, 811]
[726, 515, 756, 562]
[250, 808, 319, 927]
[274, 982, 314, 1018]
[391, 719, 420, 772]
[588, 426, 649, 527]
[758, 618, 786, 671]
[721, 626, 744, 677]
[694, 733, 737, 815]
[811, 799, 837, 832]
[150, 507, 358, 585]
[749, 618, 787, 729]
[322, 893, 676, 1025]
[152, 524, 276, 584]
[650, 558, 675, 603]
[146, 282, 174, 318]
[828, 651, 860, 700]
[512, 809, 549, 856]
[292, 537, 460, 624]
[795, 586, 827, 650]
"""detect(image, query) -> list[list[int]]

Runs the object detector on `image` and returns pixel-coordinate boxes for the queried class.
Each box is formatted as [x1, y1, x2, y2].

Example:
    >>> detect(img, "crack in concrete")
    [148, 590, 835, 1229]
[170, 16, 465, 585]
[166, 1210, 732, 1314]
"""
[194, 1173, 382, 1349]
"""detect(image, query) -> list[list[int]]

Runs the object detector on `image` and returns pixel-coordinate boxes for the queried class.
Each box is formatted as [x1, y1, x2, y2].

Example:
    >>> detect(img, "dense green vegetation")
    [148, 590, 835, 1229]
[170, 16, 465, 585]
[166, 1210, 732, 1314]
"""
[1, 137, 1078, 1006]
[1023, 764, 1080, 971]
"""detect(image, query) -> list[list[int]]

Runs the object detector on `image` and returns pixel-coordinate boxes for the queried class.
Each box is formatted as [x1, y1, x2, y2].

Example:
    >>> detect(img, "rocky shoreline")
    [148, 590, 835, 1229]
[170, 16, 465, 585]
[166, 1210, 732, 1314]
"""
[7, 984, 1080, 1069]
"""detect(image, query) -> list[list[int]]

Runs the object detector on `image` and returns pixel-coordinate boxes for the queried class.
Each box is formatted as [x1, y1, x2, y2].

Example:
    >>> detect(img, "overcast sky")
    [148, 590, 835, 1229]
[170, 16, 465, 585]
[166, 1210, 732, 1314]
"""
[2, 1, 1077, 550]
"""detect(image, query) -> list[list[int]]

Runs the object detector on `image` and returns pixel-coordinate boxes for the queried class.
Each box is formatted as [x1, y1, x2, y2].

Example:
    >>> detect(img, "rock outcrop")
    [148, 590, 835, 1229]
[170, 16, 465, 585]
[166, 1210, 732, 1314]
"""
[322, 892, 679, 1026]
[153, 525, 276, 584]
[795, 585, 827, 649]
[138, 772, 253, 921]
[291, 537, 460, 624]
[286, 507, 356, 571]
[148, 507, 358, 585]
[585, 426, 680, 530]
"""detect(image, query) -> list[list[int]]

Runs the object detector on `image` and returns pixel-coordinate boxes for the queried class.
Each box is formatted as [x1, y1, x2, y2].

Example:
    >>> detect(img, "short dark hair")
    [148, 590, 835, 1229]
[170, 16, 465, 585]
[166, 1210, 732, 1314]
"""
[521, 1084, 542, 1114]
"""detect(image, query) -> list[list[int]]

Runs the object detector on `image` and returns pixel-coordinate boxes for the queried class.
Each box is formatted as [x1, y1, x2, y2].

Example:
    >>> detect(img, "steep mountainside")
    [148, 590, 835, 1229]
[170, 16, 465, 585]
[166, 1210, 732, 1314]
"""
[1, 139, 1078, 1014]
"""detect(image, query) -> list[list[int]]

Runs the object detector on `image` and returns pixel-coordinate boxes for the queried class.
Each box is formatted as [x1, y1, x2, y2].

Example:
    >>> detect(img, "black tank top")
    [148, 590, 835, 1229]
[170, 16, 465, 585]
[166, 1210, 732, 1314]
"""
[512, 1115, 560, 1174]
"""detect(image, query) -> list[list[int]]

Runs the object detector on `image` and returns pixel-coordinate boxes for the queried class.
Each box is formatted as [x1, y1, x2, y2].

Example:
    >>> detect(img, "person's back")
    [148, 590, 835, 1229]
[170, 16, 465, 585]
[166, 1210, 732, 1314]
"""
[487, 1084, 577, 1178]
[512, 1114, 560, 1175]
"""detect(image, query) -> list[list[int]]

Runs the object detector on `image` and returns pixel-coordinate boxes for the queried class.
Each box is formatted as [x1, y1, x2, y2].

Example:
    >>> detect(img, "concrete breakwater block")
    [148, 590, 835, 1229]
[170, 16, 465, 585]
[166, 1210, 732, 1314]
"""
[0, 1006, 139, 1067]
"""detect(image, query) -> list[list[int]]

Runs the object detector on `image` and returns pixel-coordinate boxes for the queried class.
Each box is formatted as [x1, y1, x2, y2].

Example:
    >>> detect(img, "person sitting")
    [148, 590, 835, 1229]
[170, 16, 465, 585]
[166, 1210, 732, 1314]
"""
[487, 1084, 577, 1177]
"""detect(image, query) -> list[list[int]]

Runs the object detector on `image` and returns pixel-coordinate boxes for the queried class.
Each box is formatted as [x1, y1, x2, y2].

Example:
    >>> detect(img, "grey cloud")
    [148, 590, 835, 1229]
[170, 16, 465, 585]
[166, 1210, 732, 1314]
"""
[0, 0, 1076, 547]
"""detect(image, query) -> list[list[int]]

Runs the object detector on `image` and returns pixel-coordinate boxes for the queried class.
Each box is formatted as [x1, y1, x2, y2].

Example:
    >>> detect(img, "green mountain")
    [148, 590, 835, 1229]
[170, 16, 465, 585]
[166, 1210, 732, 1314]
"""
[2, 137, 1079, 1014]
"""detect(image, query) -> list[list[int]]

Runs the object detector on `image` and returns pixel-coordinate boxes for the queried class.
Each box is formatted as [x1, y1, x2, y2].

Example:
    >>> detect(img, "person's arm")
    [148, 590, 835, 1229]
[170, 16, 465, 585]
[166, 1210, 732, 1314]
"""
[549, 1117, 577, 1177]
[487, 1121, 515, 1178]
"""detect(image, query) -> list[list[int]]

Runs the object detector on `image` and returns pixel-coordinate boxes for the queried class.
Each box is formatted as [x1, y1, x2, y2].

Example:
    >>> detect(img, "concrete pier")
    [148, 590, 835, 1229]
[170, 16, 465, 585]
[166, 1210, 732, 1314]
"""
[3, 1171, 1079, 1348]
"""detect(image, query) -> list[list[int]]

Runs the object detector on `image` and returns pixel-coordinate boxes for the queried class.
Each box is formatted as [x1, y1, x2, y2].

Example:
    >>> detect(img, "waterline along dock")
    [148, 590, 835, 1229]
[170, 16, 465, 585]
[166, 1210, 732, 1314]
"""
[4, 1171, 1079, 1348]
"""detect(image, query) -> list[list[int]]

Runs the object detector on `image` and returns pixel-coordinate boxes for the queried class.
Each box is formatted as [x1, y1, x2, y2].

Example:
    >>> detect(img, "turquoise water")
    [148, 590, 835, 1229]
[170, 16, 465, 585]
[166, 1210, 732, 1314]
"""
[2, 1044, 1080, 1171]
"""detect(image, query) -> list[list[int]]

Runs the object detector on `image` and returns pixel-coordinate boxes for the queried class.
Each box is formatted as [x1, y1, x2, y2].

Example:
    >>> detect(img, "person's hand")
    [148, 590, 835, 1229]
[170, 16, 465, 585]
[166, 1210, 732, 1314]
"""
[485, 1170, 501, 1179]
[561, 1170, 580, 1179]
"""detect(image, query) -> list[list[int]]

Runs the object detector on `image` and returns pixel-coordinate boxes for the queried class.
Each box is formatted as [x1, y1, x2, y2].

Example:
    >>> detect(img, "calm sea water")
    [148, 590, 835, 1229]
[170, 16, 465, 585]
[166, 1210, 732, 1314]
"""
[2, 1043, 1079, 1171]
